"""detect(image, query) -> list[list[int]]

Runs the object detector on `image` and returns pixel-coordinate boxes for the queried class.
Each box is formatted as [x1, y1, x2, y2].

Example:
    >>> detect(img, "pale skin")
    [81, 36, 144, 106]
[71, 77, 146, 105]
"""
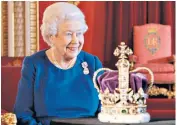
[46, 20, 85, 69]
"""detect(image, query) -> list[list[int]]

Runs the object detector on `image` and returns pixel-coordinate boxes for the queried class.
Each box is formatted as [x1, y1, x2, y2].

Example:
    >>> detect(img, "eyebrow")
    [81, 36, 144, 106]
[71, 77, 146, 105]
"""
[63, 29, 84, 32]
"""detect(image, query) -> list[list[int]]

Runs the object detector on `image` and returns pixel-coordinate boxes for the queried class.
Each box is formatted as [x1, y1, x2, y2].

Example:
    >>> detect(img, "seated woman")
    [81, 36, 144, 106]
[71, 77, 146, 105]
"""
[14, 2, 102, 125]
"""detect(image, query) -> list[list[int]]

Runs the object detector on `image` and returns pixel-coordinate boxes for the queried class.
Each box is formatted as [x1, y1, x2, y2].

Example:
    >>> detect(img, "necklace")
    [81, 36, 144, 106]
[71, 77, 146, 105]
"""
[52, 49, 76, 69]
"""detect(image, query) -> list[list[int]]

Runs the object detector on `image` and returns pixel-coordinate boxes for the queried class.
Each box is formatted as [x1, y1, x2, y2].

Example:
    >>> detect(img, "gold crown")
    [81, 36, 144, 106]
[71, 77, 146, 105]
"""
[93, 42, 154, 123]
[148, 28, 157, 33]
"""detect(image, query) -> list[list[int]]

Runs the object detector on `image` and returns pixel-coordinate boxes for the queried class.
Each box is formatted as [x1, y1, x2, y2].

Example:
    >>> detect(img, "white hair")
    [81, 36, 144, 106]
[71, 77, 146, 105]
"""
[40, 2, 88, 46]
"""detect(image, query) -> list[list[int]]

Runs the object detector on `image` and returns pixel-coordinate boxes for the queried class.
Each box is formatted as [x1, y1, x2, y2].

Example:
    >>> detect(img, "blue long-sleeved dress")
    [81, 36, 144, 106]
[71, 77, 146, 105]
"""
[14, 50, 103, 125]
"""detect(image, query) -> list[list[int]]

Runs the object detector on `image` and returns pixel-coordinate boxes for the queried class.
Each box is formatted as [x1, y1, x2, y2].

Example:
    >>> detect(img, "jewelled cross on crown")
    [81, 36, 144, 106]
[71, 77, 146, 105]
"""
[113, 42, 133, 104]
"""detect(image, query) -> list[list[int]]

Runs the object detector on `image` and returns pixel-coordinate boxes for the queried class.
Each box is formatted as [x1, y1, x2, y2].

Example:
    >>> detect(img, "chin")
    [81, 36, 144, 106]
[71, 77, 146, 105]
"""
[67, 52, 79, 60]
[66, 48, 81, 59]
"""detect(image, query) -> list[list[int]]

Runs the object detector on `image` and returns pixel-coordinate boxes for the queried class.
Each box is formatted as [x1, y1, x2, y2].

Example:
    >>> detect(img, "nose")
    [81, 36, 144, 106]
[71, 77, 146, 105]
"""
[71, 33, 79, 44]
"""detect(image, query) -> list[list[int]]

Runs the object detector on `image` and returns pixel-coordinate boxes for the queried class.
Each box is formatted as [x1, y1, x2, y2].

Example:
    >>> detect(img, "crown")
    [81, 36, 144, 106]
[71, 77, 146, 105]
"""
[93, 42, 154, 123]
[148, 28, 157, 33]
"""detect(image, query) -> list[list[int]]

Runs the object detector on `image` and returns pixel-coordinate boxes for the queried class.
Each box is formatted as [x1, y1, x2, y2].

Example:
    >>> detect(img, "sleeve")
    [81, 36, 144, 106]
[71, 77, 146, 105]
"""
[94, 56, 103, 112]
[13, 57, 43, 125]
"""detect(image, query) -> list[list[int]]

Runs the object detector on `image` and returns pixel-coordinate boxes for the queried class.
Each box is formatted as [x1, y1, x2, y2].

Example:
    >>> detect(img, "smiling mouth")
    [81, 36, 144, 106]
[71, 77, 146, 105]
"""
[67, 47, 78, 51]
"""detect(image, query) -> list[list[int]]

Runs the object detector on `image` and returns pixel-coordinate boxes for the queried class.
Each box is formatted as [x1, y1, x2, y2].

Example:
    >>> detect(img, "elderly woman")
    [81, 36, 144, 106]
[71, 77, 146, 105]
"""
[14, 2, 102, 125]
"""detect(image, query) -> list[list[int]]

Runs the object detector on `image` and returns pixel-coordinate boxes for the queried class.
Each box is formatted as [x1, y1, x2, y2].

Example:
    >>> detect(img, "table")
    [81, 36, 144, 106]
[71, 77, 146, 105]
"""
[51, 118, 175, 125]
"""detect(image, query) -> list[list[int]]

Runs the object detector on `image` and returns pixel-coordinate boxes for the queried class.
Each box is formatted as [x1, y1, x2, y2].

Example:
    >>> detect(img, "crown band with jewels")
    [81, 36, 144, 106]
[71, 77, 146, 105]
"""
[93, 42, 154, 123]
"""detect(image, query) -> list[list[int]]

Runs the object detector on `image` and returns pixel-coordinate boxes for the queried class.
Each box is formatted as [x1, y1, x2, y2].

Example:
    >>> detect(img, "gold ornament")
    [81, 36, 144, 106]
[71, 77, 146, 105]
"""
[1, 113, 17, 125]
[68, 1, 80, 6]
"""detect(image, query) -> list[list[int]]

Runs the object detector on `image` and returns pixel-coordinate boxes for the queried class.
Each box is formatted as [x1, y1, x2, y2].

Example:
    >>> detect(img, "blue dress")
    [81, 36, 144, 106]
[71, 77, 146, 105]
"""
[14, 50, 103, 125]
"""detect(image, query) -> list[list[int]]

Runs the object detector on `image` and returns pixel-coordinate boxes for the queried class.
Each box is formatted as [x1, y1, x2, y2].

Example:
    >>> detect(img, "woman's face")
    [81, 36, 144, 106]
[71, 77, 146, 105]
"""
[50, 20, 85, 60]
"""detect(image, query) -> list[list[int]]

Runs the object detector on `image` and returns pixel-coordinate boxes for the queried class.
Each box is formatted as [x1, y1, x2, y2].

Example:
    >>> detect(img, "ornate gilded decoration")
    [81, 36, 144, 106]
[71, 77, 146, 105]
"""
[144, 28, 161, 55]
[5, 59, 22, 67]
[29, 1, 38, 55]
[1, 1, 39, 57]
[93, 42, 154, 123]
[148, 85, 175, 99]
[13, 59, 22, 66]
[68, 1, 80, 6]
[1, 2, 8, 56]
[1, 113, 17, 125]
[14, 1, 25, 56]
